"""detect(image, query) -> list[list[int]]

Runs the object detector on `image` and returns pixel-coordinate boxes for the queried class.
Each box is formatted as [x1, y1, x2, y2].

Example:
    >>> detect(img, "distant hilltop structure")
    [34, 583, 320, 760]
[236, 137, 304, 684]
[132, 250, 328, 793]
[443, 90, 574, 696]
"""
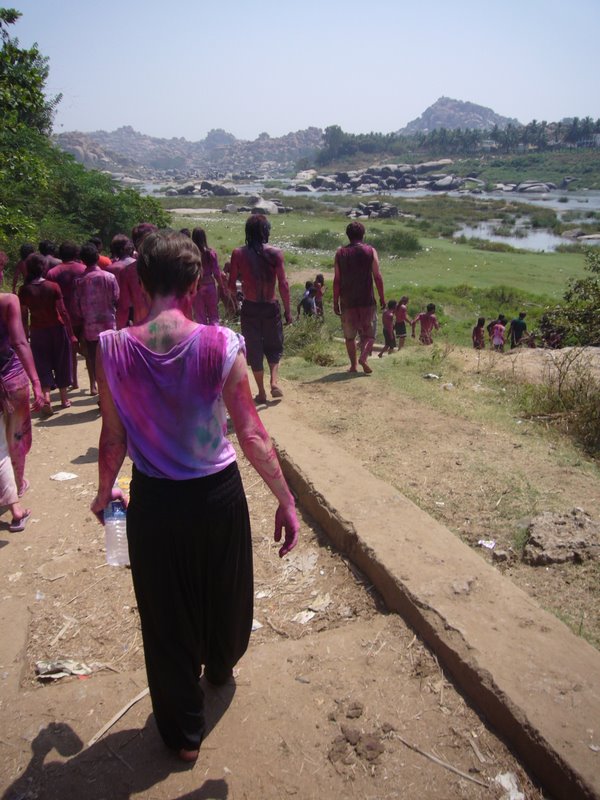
[399, 97, 521, 134]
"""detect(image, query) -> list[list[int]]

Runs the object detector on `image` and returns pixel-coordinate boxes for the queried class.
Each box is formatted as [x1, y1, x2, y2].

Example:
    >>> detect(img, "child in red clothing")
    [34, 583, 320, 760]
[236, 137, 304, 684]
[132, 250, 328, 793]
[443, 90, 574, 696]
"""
[472, 316, 486, 349]
[394, 295, 412, 350]
[314, 274, 325, 318]
[411, 303, 440, 345]
[379, 300, 397, 357]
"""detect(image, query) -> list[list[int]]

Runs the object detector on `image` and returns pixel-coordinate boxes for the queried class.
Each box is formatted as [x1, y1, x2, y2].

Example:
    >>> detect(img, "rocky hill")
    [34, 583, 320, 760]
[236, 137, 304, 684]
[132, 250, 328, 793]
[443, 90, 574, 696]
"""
[399, 97, 521, 134]
[53, 126, 324, 181]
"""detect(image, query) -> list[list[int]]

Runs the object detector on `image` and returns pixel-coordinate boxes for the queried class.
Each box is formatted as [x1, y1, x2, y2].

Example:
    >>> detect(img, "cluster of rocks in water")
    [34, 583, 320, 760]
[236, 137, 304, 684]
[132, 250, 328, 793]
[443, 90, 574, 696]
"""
[289, 163, 567, 195]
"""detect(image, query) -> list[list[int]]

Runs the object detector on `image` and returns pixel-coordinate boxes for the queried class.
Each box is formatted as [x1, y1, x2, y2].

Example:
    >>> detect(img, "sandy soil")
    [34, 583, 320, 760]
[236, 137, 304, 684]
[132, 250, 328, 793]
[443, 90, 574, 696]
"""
[0, 366, 546, 799]
[277, 344, 600, 649]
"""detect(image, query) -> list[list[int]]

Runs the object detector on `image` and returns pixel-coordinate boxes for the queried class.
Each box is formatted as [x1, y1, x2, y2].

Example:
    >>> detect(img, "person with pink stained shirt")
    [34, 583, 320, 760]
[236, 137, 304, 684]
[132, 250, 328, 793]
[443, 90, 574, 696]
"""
[333, 221, 385, 374]
[72, 243, 119, 395]
[411, 303, 440, 345]
[116, 223, 158, 329]
[92, 230, 298, 764]
[492, 318, 506, 352]
[191, 227, 226, 325]
[46, 241, 86, 390]
[0, 251, 44, 506]
[472, 316, 486, 349]
[394, 295, 412, 349]
[103, 234, 136, 281]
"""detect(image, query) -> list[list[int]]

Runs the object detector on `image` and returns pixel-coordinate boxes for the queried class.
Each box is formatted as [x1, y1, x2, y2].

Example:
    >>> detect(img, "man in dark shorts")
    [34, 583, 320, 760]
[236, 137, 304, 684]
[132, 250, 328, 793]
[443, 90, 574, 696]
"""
[229, 215, 292, 403]
[333, 221, 385, 374]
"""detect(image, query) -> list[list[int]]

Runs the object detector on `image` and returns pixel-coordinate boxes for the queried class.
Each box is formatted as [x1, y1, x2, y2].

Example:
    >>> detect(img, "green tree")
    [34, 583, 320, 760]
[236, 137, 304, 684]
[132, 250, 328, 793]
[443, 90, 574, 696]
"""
[0, 8, 61, 134]
[541, 249, 600, 346]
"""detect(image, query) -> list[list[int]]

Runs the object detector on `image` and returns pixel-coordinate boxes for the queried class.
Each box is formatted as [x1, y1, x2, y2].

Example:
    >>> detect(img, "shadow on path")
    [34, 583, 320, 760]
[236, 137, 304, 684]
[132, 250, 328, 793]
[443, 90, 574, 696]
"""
[2, 681, 235, 800]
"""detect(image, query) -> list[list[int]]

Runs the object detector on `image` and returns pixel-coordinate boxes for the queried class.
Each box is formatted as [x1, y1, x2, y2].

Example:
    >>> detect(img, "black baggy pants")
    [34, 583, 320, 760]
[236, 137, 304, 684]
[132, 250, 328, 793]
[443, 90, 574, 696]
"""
[127, 462, 253, 752]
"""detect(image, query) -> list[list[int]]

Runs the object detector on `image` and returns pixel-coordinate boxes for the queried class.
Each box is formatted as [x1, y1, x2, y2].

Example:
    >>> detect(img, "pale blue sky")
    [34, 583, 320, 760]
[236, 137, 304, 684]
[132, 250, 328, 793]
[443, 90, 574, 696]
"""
[10, 0, 600, 141]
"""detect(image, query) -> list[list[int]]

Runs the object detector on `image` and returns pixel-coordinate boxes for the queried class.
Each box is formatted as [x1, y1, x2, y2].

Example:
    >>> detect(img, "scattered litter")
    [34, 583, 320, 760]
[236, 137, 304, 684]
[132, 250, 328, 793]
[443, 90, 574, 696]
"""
[494, 772, 525, 800]
[308, 593, 331, 612]
[34, 589, 45, 600]
[589, 744, 600, 752]
[7, 572, 22, 583]
[255, 590, 271, 600]
[35, 659, 95, 681]
[291, 610, 316, 625]
[435, 501, 445, 507]
[50, 472, 78, 481]
[441, 383, 454, 391]
[423, 373, 440, 380]
[478, 540, 496, 550]
[295, 675, 310, 684]
[251, 619, 263, 631]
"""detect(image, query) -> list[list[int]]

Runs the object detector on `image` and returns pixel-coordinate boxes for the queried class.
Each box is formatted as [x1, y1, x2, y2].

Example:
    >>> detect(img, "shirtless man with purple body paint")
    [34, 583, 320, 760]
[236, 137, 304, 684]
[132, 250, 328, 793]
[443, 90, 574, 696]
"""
[228, 215, 292, 403]
[333, 221, 385, 374]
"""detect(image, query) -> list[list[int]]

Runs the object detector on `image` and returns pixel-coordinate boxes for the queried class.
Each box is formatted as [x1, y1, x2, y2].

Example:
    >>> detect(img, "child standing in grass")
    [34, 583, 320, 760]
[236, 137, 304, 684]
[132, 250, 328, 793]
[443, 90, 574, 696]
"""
[411, 303, 440, 345]
[314, 274, 325, 318]
[492, 318, 506, 352]
[472, 317, 486, 349]
[394, 295, 411, 350]
[379, 300, 397, 357]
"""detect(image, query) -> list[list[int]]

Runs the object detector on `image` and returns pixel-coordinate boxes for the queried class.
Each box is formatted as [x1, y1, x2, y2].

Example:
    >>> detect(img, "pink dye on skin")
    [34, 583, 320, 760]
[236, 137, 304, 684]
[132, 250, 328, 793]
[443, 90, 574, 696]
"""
[229, 245, 292, 320]
[116, 260, 150, 329]
[412, 312, 439, 345]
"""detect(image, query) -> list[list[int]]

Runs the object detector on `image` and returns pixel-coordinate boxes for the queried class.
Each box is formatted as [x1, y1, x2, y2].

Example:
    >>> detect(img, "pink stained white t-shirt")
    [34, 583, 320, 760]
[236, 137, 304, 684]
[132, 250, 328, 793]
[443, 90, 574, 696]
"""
[98, 325, 244, 480]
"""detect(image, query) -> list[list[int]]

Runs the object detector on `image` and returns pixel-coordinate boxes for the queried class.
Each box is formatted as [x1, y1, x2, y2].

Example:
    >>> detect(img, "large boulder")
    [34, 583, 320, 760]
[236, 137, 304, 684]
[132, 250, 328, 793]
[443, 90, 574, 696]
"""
[251, 198, 280, 215]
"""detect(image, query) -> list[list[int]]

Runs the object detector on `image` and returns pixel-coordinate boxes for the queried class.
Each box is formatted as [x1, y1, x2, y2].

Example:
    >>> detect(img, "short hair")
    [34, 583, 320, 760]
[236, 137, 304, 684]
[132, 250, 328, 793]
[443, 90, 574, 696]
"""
[137, 230, 201, 299]
[399, 295, 408, 304]
[19, 243, 35, 261]
[179, 228, 191, 238]
[426, 303, 436, 312]
[110, 234, 134, 259]
[387, 299, 397, 310]
[58, 241, 80, 262]
[477, 316, 485, 326]
[305, 280, 313, 290]
[245, 215, 271, 248]
[25, 252, 46, 279]
[87, 236, 103, 250]
[346, 221, 365, 242]
[39, 240, 57, 257]
[79, 243, 99, 267]
[519, 311, 526, 319]
[191, 227, 208, 253]
[131, 223, 158, 250]
[315, 273, 324, 284]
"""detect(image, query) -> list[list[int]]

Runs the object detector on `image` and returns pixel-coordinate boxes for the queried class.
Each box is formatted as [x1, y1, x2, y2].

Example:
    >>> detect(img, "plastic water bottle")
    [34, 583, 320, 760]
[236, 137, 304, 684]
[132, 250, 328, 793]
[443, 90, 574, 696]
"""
[104, 490, 129, 566]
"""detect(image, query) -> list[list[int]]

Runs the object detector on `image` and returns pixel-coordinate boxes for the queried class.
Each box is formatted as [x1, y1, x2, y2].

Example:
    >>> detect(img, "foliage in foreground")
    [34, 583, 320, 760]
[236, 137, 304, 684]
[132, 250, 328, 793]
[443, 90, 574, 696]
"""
[284, 316, 337, 366]
[518, 348, 600, 456]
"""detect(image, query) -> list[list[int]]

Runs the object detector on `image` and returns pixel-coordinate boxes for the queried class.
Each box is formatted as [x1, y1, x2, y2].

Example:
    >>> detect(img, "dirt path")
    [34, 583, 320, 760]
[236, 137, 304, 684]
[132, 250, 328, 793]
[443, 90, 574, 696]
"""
[0, 378, 543, 799]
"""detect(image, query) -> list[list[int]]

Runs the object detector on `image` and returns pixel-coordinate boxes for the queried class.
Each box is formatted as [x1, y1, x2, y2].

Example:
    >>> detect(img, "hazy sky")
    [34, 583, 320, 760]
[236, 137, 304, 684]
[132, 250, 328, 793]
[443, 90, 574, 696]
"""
[10, 0, 600, 141]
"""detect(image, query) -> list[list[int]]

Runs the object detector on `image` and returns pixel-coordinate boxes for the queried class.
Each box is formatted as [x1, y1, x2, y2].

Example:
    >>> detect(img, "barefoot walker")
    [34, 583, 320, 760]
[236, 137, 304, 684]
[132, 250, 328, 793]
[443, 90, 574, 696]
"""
[333, 222, 385, 374]
[92, 231, 299, 763]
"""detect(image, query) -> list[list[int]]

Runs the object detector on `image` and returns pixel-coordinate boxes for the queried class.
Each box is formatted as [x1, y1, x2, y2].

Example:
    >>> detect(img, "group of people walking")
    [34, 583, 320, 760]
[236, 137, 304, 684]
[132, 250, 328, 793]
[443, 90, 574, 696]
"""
[0, 213, 531, 767]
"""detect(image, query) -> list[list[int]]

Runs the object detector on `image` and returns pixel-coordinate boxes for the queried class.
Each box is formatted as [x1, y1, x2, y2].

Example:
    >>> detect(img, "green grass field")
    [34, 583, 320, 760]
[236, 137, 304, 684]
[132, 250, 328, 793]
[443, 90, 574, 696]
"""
[164, 197, 588, 343]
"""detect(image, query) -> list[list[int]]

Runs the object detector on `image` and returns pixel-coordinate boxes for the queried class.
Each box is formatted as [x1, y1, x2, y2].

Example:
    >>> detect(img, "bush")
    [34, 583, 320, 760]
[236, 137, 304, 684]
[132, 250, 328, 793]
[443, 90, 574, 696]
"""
[366, 228, 421, 254]
[284, 315, 337, 365]
[519, 349, 600, 455]
[297, 229, 342, 250]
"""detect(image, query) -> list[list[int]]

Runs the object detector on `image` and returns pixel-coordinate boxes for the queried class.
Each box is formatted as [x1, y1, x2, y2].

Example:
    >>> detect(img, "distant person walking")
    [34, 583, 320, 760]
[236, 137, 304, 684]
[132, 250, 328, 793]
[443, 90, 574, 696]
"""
[394, 295, 411, 350]
[472, 317, 486, 349]
[72, 243, 119, 396]
[378, 300, 397, 357]
[333, 221, 385, 374]
[506, 312, 528, 349]
[228, 214, 292, 403]
[191, 228, 225, 326]
[411, 303, 440, 345]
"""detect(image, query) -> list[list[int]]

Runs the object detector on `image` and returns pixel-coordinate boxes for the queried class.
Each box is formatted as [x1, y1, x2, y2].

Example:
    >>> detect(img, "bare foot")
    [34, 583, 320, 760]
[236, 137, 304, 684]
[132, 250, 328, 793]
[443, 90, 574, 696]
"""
[178, 748, 199, 763]
[378, 352, 384, 359]
[270, 386, 283, 398]
[348, 366, 358, 373]
[359, 360, 373, 374]
[254, 393, 268, 404]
